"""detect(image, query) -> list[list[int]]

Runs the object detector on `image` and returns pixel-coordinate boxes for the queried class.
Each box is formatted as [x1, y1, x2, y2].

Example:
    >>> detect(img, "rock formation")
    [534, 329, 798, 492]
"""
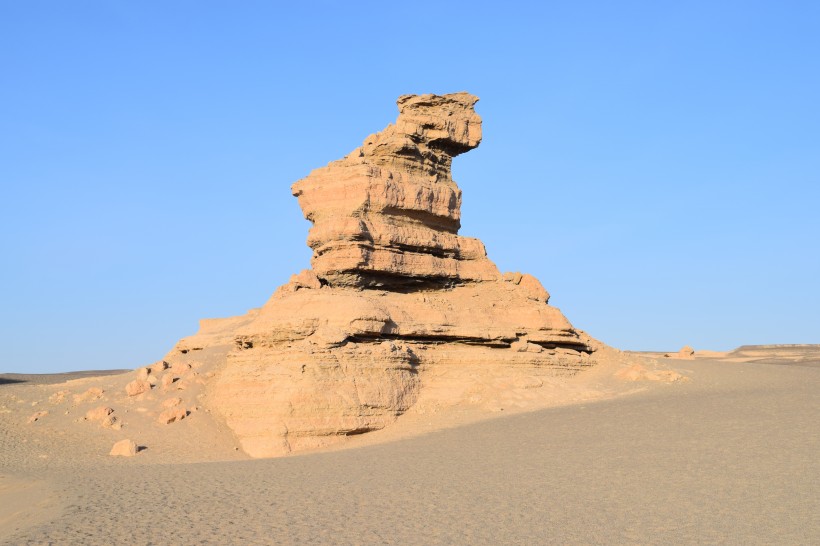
[85, 406, 115, 427]
[291, 92, 497, 288]
[664, 345, 695, 359]
[166, 92, 601, 457]
[109, 439, 139, 457]
[157, 406, 187, 425]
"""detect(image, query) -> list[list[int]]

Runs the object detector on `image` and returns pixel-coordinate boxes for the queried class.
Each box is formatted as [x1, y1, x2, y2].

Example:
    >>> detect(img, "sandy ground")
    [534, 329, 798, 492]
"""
[1, 347, 818, 545]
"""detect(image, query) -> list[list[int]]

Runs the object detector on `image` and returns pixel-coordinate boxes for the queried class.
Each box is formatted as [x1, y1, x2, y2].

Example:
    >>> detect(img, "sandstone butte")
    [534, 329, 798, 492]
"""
[164, 92, 605, 457]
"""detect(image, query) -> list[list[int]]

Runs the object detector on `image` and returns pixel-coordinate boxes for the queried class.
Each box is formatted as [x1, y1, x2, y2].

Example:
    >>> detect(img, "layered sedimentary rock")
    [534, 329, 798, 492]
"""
[169, 93, 600, 457]
[291, 92, 498, 288]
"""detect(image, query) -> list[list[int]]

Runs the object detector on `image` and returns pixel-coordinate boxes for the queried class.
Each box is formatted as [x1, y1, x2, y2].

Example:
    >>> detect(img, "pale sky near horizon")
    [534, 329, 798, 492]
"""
[2, 1, 818, 374]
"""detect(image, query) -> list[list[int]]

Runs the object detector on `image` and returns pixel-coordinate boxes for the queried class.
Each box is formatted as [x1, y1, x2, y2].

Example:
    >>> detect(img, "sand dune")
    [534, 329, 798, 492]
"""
[2, 348, 818, 545]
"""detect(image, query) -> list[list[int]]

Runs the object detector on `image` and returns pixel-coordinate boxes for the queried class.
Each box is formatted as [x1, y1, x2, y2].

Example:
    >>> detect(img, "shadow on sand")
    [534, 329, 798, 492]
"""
[0, 376, 28, 385]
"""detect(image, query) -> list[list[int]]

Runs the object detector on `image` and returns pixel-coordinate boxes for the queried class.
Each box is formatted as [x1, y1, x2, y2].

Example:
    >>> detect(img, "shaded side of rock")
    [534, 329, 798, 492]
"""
[210, 338, 420, 457]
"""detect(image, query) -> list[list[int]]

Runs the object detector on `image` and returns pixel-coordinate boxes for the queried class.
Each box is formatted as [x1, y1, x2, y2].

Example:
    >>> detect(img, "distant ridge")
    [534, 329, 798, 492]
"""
[728, 345, 820, 368]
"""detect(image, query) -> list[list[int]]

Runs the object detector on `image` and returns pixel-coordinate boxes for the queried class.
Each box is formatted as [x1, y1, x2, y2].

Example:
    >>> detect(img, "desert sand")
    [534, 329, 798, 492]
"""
[1, 346, 818, 544]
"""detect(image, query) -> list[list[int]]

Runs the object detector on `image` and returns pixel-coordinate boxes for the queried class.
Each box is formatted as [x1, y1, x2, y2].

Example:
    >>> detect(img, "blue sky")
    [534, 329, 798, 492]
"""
[2, 1, 818, 373]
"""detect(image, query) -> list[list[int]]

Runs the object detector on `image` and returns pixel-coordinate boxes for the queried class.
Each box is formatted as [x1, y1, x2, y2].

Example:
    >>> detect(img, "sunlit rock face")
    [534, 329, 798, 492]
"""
[291, 92, 498, 289]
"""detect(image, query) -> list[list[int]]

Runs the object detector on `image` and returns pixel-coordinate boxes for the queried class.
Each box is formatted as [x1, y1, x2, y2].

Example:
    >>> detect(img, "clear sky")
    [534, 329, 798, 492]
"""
[2, 1, 818, 373]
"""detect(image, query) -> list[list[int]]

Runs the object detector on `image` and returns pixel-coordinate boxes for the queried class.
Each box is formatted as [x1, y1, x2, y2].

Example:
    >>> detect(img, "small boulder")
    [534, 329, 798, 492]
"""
[147, 360, 169, 375]
[85, 406, 114, 423]
[109, 439, 138, 457]
[73, 388, 104, 404]
[161, 374, 177, 389]
[125, 380, 151, 397]
[502, 271, 523, 284]
[157, 406, 187, 425]
[102, 414, 119, 428]
[288, 269, 322, 291]
[518, 273, 550, 303]
[678, 345, 695, 358]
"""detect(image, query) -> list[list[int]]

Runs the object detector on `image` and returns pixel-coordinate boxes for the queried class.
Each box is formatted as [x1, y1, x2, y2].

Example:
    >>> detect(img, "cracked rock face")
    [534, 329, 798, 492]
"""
[169, 93, 601, 458]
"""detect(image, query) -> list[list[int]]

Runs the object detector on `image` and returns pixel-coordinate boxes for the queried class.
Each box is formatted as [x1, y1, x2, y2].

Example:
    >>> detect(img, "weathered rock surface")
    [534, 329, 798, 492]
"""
[125, 380, 151, 397]
[161, 374, 177, 390]
[85, 406, 114, 425]
[157, 407, 187, 425]
[148, 360, 169, 374]
[678, 345, 695, 358]
[162, 397, 182, 408]
[109, 439, 138, 457]
[664, 345, 696, 359]
[292, 92, 497, 288]
[73, 388, 103, 404]
[165, 92, 602, 458]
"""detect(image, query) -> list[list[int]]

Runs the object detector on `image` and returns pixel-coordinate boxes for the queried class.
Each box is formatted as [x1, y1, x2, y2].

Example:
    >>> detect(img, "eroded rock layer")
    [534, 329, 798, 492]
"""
[292, 92, 499, 288]
[168, 93, 601, 458]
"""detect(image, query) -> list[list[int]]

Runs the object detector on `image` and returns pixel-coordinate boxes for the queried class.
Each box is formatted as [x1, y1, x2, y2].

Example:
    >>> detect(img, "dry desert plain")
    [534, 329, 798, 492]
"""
[1, 344, 819, 545]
